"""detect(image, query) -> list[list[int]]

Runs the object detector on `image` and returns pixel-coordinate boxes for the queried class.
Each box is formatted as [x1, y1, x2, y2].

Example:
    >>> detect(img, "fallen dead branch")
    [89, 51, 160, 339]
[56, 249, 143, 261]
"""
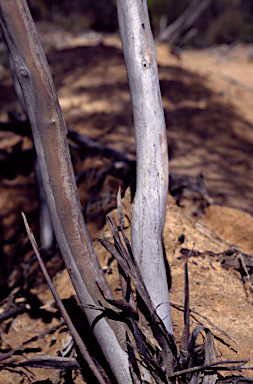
[170, 360, 248, 379]
[170, 300, 237, 344]
[17, 355, 81, 370]
[0, 319, 64, 363]
[0, 302, 30, 324]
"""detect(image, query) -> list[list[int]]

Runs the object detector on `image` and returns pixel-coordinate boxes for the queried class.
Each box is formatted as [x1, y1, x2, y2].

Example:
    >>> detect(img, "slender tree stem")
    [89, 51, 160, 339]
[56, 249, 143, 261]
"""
[116, 0, 173, 336]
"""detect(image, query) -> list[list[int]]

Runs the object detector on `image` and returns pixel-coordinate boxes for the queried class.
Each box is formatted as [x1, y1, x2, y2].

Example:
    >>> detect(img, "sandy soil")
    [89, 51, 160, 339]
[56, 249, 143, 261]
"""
[1, 27, 253, 383]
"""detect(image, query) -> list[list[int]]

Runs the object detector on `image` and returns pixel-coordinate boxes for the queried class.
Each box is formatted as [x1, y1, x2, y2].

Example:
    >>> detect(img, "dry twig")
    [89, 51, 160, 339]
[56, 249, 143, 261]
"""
[21, 213, 107, 384]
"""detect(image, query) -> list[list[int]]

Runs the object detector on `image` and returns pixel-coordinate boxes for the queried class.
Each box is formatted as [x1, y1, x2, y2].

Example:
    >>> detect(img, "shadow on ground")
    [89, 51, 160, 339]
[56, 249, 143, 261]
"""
[0, 42, 253, 297]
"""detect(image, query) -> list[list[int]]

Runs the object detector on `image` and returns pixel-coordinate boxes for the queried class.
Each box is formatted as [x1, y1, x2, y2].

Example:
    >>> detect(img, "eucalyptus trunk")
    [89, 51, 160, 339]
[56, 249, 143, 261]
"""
[116, 0, 173, 336]
[0, 1, 132, 382]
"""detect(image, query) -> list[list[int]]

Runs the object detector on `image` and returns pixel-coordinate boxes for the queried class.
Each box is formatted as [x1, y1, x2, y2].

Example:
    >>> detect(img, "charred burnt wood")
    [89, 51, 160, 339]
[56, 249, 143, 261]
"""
[0, 302, 29, 323]
[169, 172, 213, 206]
[0, 114, 212, 218]
[67, 129, 135, 164]
[0, 118, 31, 136]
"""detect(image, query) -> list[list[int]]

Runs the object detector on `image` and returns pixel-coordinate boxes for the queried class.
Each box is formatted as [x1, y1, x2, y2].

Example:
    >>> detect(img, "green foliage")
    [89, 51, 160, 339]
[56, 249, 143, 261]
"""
[147, 0, 190, 35]
[147, 0, 253, 46]
[27, 0, 49, 20]
[206, 7, 253, 45]
[26, 0, 253, 45]
[216, 0, 242, 6]
[59, 14, 93, 34]
[27, 0, 117, 32]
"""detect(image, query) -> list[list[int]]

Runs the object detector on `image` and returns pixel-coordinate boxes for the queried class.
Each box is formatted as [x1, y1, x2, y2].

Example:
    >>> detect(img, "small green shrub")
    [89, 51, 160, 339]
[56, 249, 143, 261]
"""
[206, 8, 253, 45]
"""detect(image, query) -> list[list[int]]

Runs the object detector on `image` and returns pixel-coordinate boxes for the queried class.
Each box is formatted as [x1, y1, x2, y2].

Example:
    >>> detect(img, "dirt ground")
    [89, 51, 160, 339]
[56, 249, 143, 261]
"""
[1, 24, 253, 383]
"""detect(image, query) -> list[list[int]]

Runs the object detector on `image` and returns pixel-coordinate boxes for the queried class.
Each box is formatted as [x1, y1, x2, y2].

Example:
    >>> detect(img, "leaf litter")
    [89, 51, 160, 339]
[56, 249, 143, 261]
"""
[29, 194, 253, 382]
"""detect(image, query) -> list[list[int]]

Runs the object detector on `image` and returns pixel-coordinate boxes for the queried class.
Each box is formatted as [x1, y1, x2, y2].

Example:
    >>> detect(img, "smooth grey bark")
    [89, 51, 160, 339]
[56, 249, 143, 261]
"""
[116, 0, 173, 335]
[0, 1, 132, 382]
[9, 54, 54, 250]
